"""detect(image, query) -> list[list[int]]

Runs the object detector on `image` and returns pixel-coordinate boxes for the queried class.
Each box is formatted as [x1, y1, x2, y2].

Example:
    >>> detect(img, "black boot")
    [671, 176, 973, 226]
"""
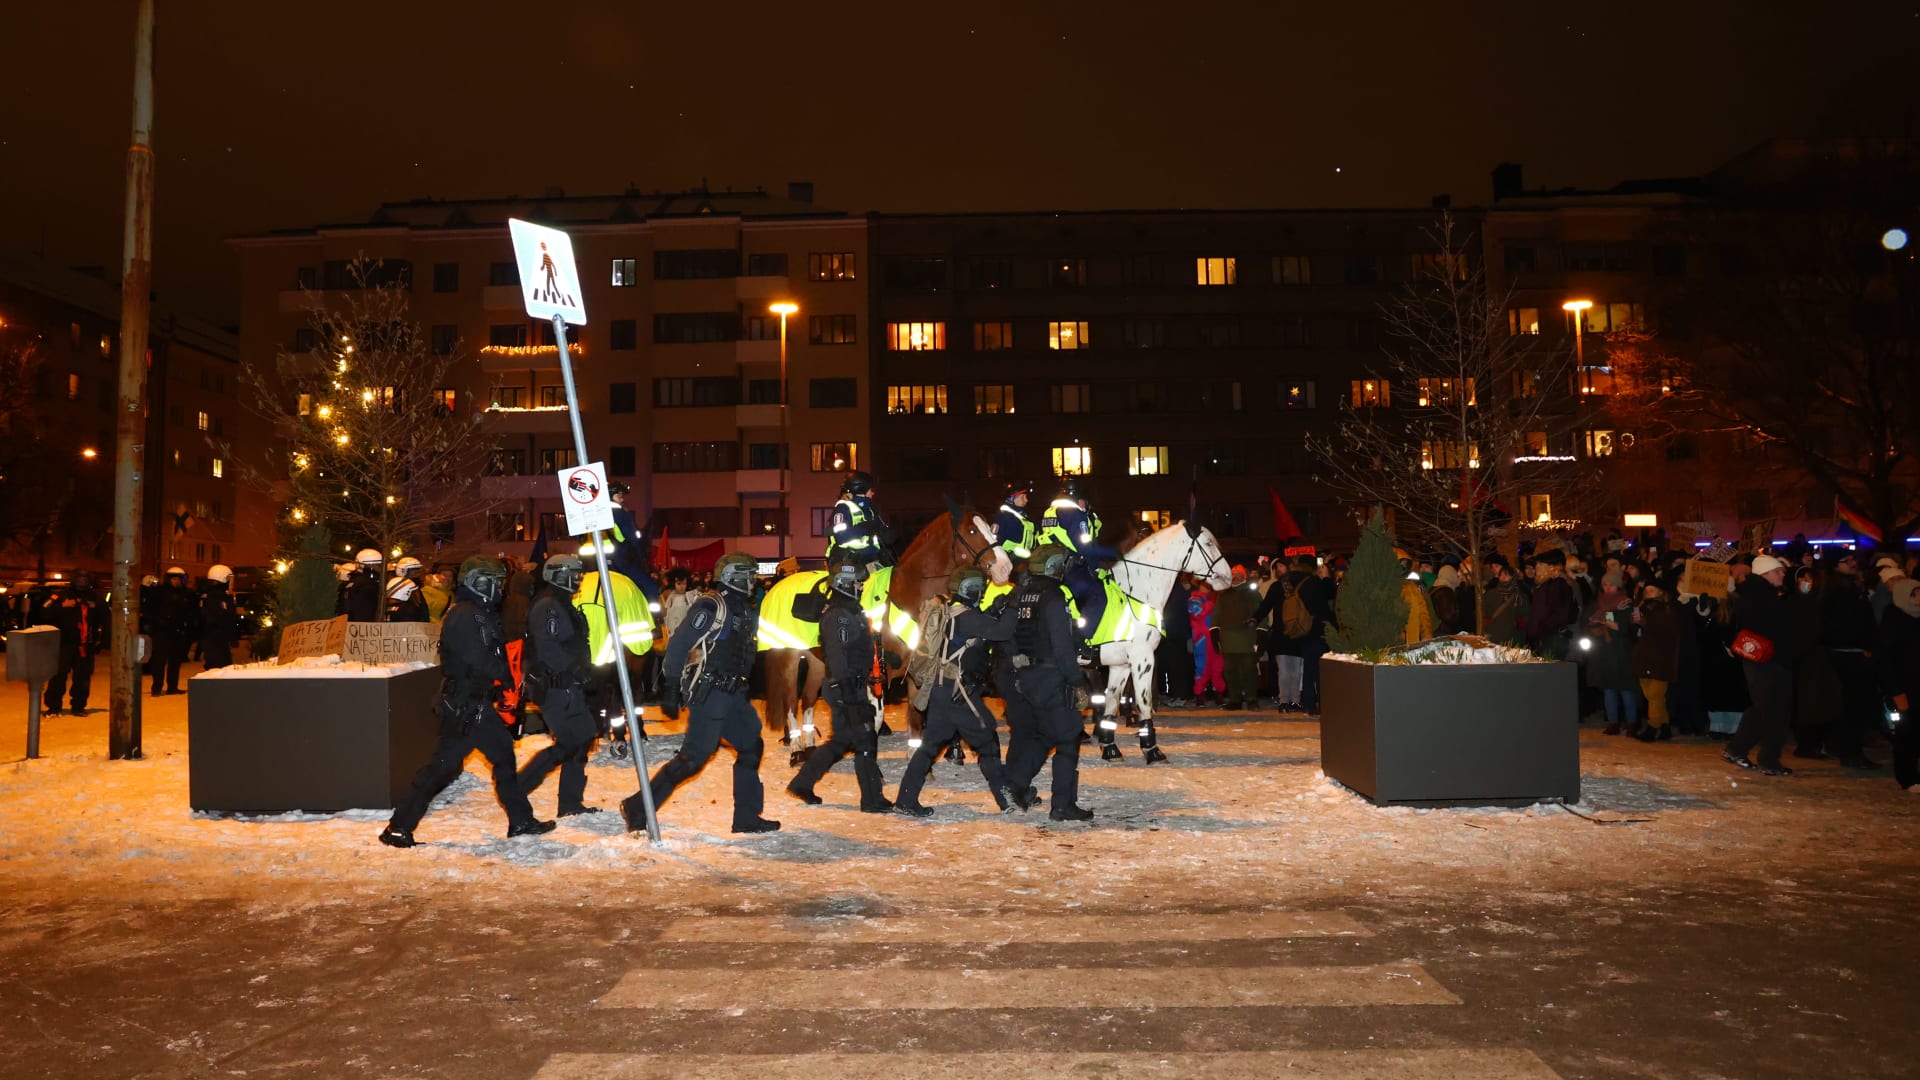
[732, 816, 781, 833]
[989, 785, 1015, 813]
[785, 782, 823, 805]
[506, 818, 556, 838]
[1048, 805, 1094, 822]
[893, 802, 933, 818]
[378, 825, 415, 848]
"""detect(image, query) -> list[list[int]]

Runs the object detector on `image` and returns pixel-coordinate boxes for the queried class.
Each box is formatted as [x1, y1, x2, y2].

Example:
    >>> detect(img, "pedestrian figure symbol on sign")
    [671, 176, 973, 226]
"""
[532, 242, 575, 308]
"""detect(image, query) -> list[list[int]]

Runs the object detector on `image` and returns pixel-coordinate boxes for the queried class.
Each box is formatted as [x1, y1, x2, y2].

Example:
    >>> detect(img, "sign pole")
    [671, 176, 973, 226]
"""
[552, 313, 660, 842]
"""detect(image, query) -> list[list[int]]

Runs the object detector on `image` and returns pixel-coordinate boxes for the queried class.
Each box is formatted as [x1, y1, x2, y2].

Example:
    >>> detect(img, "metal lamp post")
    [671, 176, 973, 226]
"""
[770, 301, 798, 559]
[1562, 299, 1593, 394]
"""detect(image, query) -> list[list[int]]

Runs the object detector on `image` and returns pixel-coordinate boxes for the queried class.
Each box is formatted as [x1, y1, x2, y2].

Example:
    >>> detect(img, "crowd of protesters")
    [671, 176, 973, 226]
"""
[1163, 530, 1920, 793]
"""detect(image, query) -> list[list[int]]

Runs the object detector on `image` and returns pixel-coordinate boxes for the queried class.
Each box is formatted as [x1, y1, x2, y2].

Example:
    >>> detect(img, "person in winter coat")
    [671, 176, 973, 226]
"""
[500, 560, 537, 643]
[1156, 574, 1194, 706]
[1725, 554, 1801, 775]
[1874, 576, 1920, 791]
[1211, 566, 1260, 709]
[148, 567, 197, 695]
[1631, 581, 1683, 741]
[1526, 551, 1579, 659]
[1479, 555, 1530, 646]
[198, 565, 240, 670]
[1788, 566, 1839, 762]
[1585, 573, 1641, 734]
[421, 569, 453, 624]
[41, 574, 107, 714]
[1297, 561, 1338, 714]
[1189, 584, 1224, 704]
[1819, 553, 1882, 769]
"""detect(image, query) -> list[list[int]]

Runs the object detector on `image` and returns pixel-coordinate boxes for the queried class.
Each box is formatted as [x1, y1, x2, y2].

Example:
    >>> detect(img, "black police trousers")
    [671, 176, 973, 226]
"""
[648, 689, 767, 827]
[390, 703, 537, 835]
[895, 684, 1009, 809]
[518, 683, 594, 813]
[790, 694, 888, 809]
[1005, 672, 1082, 813]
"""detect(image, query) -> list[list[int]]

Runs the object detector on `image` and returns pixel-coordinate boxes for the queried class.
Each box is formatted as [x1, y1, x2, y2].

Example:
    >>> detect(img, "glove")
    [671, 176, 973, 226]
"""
[1073, 686, 1092, 712]
[660, 685, 681, 721]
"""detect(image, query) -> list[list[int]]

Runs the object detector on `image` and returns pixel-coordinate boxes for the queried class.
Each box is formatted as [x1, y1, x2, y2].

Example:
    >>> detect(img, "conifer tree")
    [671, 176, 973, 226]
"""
[1326, 508, 1409, 653]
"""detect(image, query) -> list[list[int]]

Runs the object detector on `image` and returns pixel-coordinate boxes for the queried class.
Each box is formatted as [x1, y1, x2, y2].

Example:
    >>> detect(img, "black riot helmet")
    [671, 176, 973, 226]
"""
[841, 470, 874, 497]
[947, 566, 988, 607]
[827, 553, 868, 598]
[542, 553, 585, 593]
[458, 555, 509, 606]
[608, 479, 631, 500]
[1030, 543, 1073, 581]
[713, 552, 759, 595]
[1057, 477, 1085, 502]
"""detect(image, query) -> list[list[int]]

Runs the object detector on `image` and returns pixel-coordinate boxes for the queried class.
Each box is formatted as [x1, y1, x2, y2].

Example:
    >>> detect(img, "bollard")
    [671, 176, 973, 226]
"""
[6, 627, 61, 759]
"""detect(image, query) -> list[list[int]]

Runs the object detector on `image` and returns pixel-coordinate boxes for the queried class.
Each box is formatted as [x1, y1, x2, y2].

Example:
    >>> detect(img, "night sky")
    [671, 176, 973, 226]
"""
[1, 1, 1913, 322]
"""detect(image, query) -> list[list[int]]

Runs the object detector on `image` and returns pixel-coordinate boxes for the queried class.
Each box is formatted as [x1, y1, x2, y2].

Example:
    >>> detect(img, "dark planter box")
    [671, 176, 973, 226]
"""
[189, 668, 441, 813]
[1320, 658, 1580, 807]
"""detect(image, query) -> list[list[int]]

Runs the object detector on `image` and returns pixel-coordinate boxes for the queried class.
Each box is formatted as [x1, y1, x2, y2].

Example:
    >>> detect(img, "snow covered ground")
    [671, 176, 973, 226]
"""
[2, 660, 1916, 912]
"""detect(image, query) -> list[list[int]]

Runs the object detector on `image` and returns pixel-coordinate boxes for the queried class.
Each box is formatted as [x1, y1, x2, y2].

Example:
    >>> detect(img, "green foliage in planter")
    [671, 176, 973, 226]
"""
[1326, 508, 1409, 653]
[264, 524, 340, 655]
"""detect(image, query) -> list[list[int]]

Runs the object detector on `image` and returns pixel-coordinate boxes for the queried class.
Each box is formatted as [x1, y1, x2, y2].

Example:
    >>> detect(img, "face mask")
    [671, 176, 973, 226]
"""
[1798, 581, 1813, 594]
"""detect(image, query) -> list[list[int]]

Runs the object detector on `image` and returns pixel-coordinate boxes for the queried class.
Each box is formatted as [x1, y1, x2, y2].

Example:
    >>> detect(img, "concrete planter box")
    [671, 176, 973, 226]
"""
[188, 667, 441, 813]
[1319, 658, 1580, 807]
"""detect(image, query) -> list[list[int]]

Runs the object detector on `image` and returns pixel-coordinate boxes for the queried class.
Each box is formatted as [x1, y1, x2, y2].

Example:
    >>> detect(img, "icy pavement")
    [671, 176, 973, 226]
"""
[1, 664, 1917, 913]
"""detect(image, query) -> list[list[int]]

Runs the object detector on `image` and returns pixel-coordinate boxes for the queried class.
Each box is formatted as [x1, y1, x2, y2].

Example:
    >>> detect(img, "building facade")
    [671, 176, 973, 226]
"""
[230, 186, 868, 567]
[0, 253, 255, 583]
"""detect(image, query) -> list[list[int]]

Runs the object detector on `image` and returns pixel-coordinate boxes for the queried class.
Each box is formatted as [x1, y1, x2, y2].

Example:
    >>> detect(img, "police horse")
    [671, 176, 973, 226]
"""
[1043, 518, 1233, 762]
[758, 510, 1004, 761]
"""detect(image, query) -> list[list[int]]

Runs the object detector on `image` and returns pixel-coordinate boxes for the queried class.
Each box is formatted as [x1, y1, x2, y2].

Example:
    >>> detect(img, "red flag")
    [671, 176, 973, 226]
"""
[1268, 486, 1304, 542]
[651, 525, 670, 570]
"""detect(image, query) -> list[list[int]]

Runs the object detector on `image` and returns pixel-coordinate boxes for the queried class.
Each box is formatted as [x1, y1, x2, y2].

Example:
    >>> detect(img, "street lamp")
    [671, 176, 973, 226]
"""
[1562, 299, 1593, 393]
[769, 301, 799, 559]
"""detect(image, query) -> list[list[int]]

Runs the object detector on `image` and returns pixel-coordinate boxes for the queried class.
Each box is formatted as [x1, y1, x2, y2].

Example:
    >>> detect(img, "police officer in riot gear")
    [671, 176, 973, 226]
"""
[386, 556, 430, 623]
[1004, 544, 1094, 821]
[340, 548, 385, 622]
[826, 470, 894, 567]
[148, 566, 195, 695]
[517, 553, 600, 817]
[894, 566, 1018, 816]
[642, 552, 780, 833]
[381, 556, 553, 847]
[198, 564, 240, 670]
[787, 554, 893, 812]
[992, 482, 1038, 562]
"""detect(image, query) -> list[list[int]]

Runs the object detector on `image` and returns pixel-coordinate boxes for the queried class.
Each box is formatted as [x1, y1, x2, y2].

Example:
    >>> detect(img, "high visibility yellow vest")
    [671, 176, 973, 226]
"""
[573, 571, 655, 666]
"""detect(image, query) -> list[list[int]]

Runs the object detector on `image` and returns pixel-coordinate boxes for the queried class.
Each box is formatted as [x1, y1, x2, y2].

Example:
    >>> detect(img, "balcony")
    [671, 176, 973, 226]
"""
[735, 403, 785, 429]
[277, 289, 331, 315]
[479, 345, 566, 373]
[736, 275, 791, 302]
[735, 340, 780, 365]
[735, 468, 787, 495]
[481, 285, 524, 310]
[479, 405, 571, 435]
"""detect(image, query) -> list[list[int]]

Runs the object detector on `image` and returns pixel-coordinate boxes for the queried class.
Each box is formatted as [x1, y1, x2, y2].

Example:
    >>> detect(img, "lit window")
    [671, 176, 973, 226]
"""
[196, 410, 209, 431]
[1416, 378, 1476, 407]
[886, 385, 948, 415]
[1051, 259, 1085, 287]
[1196, 257, 1236, 286]
[611, 258, 637, 286]
[1510, 369, 1540, 398]
[973, 321, 1012, 351]
[811, 442, 857, 471]
[1524, 431, 1549, 456]
[975, 384, 1015, 415]
[433, 388, 458, 412]
[808, 253, 857, 281]
[1282, 381, 1316, 408]
[211, 458, 224, 478]
[67, 373, 80, 400]
[1048, 321, 1089, 350]
[1053, 446, 1093, 476]
[297, 393, 312, 416]
[1419, 440, 1479, 470]
[1128, 445, 1169, 476]
[99, 333, 112, 359]
[1350, 380, 1389, 408]
[1584, 430, 1615, 457]
[886, 322, 945, 351]
[1273, 255, 1311, 285]
[1520, 494, 1553, 523]
[1508, 308, 1540, 335]
[1138, 509, 1173, 530]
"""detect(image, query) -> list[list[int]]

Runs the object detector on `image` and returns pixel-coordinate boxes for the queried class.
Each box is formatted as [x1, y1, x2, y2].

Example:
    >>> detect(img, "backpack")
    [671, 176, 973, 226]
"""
[906, 598, 966, 712]
[1281, 590, 1313, 638]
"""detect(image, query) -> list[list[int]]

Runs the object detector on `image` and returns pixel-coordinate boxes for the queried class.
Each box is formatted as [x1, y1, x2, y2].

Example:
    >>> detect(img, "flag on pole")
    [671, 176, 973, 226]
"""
[528, 515, 550, 566]
[652, 525, 671, 570]
[1836, 497, 1883, 545]
[1267, 486, 1303, 542]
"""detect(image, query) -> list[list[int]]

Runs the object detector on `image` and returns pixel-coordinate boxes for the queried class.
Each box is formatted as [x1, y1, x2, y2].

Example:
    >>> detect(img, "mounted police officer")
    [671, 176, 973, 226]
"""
[1003, 544, 1094, 821]
[826, 470, 893, 568]
[643, 552, 781, 833]
[381, 556, 553, 847]
[992, 481, 1037, 563]
[517, 553, 600, 817]
[787, 553, 893, 812]
[894, 566, 1018, 816]
[605, 480, 661, 602]
[386, 556, 430, 623]
[1039, 478, 1115, 631]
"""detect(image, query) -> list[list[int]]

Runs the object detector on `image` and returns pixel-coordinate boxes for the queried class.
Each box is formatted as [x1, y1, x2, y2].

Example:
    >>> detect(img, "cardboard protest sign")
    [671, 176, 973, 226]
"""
[276, 615, 348, 663]
[343, 620, 442, 665]
[1679, 558, 1732, 598]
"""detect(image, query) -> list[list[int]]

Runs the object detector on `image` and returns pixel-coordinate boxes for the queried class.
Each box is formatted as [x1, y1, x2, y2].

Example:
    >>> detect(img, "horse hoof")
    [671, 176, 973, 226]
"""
[1101, 744, 1124, 762]
[1144, 747, 1169, 764]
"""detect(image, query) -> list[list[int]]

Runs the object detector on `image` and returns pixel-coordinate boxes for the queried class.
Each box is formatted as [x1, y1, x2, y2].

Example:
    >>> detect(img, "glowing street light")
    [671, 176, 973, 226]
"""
[81, 447, 99, 460]
[1883, 228, 1909, 252]
[770, 301, 799, 560]
[1563, 299, 1594, 393]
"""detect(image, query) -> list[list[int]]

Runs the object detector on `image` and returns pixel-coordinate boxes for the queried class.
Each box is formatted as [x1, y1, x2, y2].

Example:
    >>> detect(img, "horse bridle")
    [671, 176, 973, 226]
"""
[1116, 529, 1228, 584]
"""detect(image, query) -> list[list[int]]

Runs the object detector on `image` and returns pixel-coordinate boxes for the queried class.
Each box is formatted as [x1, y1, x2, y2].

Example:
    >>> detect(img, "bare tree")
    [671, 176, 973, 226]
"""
[1608, 158, 1920, 546]
[1313, 214, 1589, 632]
[231, 259, 499, 618]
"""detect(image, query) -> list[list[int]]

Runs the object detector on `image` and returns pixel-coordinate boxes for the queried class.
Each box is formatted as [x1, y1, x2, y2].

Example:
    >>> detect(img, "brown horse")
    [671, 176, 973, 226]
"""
[759, 509, 1000, 758]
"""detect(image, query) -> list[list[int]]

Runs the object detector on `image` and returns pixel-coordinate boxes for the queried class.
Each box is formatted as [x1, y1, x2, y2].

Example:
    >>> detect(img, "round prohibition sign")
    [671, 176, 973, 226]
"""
[564, 469, 601, 505]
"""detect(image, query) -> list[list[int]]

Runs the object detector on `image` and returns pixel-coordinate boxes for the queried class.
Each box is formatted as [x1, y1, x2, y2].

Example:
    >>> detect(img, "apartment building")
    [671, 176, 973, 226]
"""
[0, 252, 255, 582]
[866, 208, 1473, 554]
[230, 185, 867, 565]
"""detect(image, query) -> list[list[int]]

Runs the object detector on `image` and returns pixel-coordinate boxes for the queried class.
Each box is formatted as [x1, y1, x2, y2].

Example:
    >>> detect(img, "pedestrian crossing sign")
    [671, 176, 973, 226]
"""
[507, 219, 587, 326]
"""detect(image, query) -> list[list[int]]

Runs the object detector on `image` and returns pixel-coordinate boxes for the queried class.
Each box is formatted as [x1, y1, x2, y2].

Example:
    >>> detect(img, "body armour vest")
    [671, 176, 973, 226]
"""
[1012, 582, 1057, 660]
[703, 593, 762, 680]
